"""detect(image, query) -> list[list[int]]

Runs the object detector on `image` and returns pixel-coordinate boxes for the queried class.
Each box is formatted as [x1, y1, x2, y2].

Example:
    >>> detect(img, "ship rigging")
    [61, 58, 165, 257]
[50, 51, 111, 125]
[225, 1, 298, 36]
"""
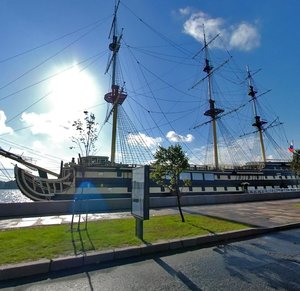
[0, 0, 294, 192]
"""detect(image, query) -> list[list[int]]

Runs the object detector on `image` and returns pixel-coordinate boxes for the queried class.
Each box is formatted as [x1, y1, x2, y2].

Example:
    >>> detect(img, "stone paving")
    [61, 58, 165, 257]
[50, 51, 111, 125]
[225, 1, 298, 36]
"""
[0, 212, 133, 229]
[0, 198, 299, 229]
[184, 198, 300, 227]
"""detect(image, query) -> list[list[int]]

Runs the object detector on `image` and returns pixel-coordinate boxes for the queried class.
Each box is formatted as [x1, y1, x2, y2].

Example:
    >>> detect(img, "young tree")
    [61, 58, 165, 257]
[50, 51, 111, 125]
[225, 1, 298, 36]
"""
[151, 144, 190, 222]
[71, 111, 98, 156]
[291, 149, 300, 173]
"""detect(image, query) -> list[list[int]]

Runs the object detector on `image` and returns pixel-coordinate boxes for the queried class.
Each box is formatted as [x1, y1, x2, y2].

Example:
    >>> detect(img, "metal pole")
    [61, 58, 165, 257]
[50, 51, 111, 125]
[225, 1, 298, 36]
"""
[135, 218, 143, 240]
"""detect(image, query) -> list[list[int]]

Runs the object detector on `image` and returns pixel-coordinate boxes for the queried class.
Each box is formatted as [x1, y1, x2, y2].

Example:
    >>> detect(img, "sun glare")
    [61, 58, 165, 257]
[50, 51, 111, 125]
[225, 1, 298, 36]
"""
[48, 64, 99, 115]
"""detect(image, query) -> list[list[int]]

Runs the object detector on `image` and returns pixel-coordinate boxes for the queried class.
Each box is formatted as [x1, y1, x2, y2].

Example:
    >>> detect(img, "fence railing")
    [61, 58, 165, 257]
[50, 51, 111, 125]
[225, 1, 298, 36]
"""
[247, 188, 300, 194]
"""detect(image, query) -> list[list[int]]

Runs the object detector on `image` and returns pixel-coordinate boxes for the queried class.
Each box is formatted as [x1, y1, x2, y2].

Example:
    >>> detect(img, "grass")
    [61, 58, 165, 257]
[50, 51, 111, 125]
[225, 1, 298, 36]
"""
[0, 214, 249, 265]
[295, 203, 300, 208]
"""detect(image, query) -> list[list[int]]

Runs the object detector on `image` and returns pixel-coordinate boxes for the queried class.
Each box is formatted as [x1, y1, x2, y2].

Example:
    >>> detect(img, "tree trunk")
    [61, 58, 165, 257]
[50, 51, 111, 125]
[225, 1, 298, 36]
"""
[176, 188, 185, 222]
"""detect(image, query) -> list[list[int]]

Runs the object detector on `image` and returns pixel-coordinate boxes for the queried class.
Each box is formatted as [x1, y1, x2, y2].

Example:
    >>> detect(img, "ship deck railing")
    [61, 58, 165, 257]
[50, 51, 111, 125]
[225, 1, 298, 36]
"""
[189, 160, 292, 172]
[188, 164, 264, 171]
[247, 187, 300, 194]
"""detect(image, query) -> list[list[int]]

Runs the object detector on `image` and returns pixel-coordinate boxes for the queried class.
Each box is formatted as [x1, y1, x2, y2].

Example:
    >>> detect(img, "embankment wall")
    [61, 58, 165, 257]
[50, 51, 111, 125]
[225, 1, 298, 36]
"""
[1, 191, 300, 218]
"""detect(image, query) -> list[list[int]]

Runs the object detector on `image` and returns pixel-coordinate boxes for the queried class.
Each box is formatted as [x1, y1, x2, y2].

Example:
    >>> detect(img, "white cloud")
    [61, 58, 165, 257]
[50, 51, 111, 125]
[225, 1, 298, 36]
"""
[229, 23, 260, 51]
[166, 131, 194, 143]
[0, 111, 13, 135]
[179, 7, 192, 16]
[180, 8, 260, 51]
[127, 132, 163, 149]
[20, 112, 71, 143]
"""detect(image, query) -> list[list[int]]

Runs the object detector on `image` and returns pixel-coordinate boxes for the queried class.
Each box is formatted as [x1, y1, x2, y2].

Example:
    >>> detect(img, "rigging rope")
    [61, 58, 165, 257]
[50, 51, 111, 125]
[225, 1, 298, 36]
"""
[0, 21, 104, 93]
[120, 1, 194, 57]
[6, 52, 105, 125]
[0, 137, 64, 165]
[0, 16, 111, 65]
[124, 44, 206, 164]
[0, 51, 106, 103]
[0, 160, 12, 180]
[116, 107, 154, 164]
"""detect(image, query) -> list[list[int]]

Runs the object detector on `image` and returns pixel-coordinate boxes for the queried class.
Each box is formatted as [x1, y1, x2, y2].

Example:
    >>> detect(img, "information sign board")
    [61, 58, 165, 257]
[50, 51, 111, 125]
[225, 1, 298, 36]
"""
[131, 165, 149, 220]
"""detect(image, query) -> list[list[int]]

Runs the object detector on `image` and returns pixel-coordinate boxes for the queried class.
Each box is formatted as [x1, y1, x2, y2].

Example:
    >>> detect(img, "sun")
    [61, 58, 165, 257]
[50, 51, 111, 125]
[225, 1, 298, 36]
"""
[48, 64, 99, 115]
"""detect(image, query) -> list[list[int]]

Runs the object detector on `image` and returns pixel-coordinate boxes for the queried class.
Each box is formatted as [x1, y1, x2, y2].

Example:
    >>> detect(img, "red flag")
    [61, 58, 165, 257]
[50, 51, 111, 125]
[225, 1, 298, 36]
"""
[288, 142, 294, 153]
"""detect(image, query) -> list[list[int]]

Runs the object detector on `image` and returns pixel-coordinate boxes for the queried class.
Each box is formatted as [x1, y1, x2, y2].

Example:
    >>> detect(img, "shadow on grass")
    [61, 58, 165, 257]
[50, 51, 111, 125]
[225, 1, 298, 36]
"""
[140, 238, 151, 245]
[71, 230, 83, 255]
[186, 221, 217, 235]
[183, 208, 256, 228]
[70, 222, 95, 255]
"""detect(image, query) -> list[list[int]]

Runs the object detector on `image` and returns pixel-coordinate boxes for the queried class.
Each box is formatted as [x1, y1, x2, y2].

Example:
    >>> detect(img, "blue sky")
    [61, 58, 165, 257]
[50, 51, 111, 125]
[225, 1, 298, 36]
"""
[0, 0, 299, 177]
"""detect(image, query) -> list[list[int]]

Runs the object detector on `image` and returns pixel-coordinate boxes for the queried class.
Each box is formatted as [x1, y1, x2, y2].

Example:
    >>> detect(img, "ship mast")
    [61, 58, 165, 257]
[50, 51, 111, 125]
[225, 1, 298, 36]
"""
[104, 0, 127, 164]
[247, 66, 267, 163]
[202, 31, 224, 169]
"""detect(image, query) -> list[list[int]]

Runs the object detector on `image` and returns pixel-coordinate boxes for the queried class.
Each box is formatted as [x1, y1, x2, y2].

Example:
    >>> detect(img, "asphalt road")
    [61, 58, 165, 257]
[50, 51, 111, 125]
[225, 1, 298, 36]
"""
[2, 228, 300, 291]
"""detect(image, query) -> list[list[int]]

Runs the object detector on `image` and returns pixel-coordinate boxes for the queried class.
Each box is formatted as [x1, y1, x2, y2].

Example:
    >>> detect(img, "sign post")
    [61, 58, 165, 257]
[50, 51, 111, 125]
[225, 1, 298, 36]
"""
[131, 165, 149, 240]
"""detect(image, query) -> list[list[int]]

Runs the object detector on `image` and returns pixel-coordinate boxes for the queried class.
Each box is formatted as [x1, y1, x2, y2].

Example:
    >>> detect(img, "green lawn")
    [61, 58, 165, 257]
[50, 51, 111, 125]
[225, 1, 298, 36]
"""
[0, 214, 249, 265]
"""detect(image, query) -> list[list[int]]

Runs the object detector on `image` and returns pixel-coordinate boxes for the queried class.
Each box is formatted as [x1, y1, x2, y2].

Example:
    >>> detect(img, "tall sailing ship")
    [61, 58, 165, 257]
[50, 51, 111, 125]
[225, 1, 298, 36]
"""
[0, 1, 299, 201]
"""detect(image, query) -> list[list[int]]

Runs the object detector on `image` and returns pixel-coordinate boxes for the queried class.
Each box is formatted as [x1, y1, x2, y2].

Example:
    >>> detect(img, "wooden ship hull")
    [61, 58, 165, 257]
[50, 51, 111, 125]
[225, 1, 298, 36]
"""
[13, 156, 300, 201]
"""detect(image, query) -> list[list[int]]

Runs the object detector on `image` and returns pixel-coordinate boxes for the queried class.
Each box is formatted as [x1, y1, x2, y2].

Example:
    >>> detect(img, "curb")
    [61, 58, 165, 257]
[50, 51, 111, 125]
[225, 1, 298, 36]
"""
[1, 223, 300, 281]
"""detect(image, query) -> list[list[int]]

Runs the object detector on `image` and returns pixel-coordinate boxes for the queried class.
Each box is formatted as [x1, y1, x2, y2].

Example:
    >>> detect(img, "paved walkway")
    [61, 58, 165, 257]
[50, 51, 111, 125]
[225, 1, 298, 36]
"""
[1, 198, 299, 229]
[182, 198, 300, 228]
